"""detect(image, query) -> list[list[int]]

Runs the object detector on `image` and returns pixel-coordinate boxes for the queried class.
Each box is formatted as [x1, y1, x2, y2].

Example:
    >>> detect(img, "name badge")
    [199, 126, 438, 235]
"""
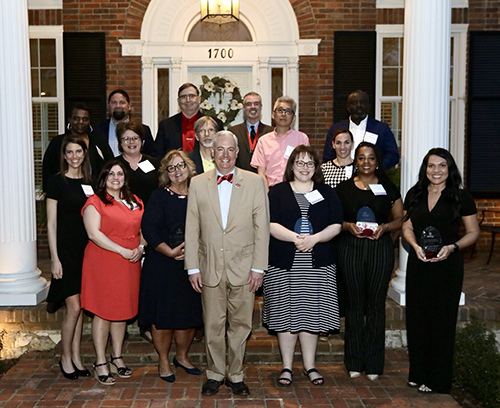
[345, 165, 353, 178]
[369, 184, 387, 195]
[304, 189, 324, 204]
[81, 185, 94, 197]
[137, 160, 155, 173]
[364, 131, 379, 144]
[284, 145, 295, 159]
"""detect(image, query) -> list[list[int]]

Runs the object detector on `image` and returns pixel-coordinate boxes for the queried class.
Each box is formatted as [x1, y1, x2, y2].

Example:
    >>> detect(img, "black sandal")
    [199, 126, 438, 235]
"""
[277, 368, 293, 387]
[93, 362, 116, 386]
[303, 368, 324, 386]
[109, 355, 132, 378]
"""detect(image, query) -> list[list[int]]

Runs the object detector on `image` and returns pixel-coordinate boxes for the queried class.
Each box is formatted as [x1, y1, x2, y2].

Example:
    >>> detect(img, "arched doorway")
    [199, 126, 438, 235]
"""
[119, 0, 320, 133]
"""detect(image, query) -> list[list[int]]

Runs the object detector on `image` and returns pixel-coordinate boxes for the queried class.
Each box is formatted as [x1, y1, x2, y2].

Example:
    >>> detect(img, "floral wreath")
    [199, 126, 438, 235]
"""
[199, 75, 243, 127]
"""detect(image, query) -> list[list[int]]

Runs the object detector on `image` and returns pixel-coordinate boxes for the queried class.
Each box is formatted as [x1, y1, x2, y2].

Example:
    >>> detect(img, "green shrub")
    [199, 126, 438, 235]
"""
[453, 314, 500, 408]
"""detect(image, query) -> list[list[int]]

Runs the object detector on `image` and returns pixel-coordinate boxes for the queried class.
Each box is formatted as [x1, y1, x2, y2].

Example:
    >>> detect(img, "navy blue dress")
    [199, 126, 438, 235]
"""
[139, 187, 203, 329]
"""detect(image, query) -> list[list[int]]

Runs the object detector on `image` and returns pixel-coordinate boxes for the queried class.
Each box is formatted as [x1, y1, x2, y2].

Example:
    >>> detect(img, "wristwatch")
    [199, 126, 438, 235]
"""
[452, 243, 459, 252]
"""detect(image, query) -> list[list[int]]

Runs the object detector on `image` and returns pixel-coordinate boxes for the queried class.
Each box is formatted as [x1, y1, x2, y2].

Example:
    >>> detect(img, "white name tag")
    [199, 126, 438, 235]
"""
[304, 189, 324, 204]
[369, 184, 387, 195]
[137, 160, 155, 173]
[81, 185, 94, 197]
[284, 145, 295, 159]
[364, 131, 379, 144]
[345, 165, 353, 178]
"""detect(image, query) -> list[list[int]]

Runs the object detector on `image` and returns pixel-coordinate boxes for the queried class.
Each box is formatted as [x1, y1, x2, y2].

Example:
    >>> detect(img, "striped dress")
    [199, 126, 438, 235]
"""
[263, 192, 340, 333]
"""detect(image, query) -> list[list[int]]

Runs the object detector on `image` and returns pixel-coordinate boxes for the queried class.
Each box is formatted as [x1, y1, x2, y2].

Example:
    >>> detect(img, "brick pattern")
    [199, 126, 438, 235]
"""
[469, 0, 500, 29]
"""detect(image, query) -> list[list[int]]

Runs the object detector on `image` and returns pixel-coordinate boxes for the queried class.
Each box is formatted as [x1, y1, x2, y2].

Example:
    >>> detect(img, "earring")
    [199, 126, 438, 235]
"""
[89, 125, 94, 133]
[67, 123, 72, 130]
[376, 166, 379, 169]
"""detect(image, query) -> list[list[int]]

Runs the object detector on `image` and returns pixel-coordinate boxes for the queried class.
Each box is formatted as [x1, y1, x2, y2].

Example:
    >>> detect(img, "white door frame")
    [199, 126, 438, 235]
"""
[119, 0, 320, 135]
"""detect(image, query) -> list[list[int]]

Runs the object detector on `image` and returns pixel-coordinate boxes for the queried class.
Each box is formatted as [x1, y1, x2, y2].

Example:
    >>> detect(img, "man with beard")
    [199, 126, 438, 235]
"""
[322, 90, 400, 169]
[95, 89, 156, 157]
[188, 116, 218, 174]
[154, 83, 223, 158]
[228, 92, 273, 172]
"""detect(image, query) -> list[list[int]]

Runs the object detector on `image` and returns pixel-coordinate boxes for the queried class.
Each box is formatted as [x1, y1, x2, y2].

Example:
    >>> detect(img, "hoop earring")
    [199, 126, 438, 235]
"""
[67, 123, 72, 130]
[89, 125, 93, 133]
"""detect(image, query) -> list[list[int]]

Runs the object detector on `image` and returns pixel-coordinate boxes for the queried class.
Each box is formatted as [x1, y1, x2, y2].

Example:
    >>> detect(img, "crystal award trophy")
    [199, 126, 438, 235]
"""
[356, 206, 378, 236]
[168, 223, 185, 248]
[420, 226, 442, 258]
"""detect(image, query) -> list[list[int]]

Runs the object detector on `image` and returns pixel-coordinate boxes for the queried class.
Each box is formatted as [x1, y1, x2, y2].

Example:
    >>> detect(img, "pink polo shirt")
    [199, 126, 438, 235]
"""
[250, 129, 310, 187]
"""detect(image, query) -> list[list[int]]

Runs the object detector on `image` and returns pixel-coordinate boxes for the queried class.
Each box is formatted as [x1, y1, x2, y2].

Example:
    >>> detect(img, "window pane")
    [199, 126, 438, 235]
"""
[271, 68, 283, 108]
[383, 68, 399, 96]
[383, 38, 399, 66]
[30, 39, 38, 67]
[188, 21, 252, 42]
[40, 68, 57, 97]
[33, 102, 59, 190]
[40, 39, 56, 67]
[31, 68, 40, 97]
[157, 68, 169, 122]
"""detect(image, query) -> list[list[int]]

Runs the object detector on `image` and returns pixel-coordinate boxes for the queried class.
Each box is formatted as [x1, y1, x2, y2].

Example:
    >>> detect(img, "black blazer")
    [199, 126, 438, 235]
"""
[154, 111, 223, 158]
[188, 141, 204, 174]
[229, 122, 273, 172]
[268, 182, 343, 270]
[94, 119, 157, 157]
[42, 132, 114, 192]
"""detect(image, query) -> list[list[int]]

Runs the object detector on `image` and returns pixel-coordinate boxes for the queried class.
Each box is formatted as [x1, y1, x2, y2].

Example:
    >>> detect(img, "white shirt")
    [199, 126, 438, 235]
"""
[349, 116, 368, 160]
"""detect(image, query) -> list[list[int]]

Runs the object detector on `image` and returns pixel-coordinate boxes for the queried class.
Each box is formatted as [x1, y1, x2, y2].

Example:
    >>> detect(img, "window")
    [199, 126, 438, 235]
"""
[376, 25, 467, 171]
[29, 26, 64, 193]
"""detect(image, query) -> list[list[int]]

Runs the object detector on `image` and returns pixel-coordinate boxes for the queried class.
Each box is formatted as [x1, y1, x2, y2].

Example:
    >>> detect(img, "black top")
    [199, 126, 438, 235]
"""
[335, 177, 401, 225]
[269, 182, 343, 270]
[116, 154, 160, 207]
[42, 132, 114, 192]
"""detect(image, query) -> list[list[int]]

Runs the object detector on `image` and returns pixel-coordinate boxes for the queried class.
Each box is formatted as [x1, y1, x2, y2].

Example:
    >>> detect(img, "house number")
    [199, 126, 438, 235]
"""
[208, 48, 234, 59]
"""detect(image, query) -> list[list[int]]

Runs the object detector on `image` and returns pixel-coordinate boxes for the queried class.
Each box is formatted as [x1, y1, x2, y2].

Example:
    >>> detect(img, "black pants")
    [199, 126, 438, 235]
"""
[336, 233, 394, 374]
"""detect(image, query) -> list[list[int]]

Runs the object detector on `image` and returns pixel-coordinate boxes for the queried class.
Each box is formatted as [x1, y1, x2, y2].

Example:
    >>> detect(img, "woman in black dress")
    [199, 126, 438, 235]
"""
[46, 135, 93, 379]
[402, 148, 479, 394]
[139, 150, 202, 383]
[321, 128, 354, 188]
[115, 120, 160, 207]
[335, 142, 403, 381]
[263, 145, 343, 387]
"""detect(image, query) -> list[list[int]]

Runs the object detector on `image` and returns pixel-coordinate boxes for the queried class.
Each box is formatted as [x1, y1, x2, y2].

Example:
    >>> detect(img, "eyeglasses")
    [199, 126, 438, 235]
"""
[178, 94, 198, 101]
[275, 108, 294, 116]
[244, 101, 261, 107]
[198, 128, 216, 135]
[122, 136, 141, 144]
[167, 161, 187, 173]
[295, 160, 315, 168]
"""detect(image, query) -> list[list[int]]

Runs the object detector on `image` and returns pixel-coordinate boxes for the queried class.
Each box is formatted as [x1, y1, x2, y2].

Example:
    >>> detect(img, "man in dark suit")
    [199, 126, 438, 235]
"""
[94, 89, 156, 157]
[322, 90, 400, 169]
[185, 131, 269, 396]
[154, 83, 223, 158]
[228, 92, 273, 172]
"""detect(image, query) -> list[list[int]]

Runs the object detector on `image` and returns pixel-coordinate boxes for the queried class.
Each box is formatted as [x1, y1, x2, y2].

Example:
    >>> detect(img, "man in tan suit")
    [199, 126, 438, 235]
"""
[186, 130, 270, 396]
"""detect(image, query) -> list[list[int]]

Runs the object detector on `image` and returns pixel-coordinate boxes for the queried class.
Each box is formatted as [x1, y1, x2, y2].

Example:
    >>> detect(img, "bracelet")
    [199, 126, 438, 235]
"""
[452, 243, 459, 253]
[139, 244, 145, 251]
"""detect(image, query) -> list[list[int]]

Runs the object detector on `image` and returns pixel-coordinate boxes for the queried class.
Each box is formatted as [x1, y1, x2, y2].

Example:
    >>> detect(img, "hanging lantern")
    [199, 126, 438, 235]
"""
[200, 0, 239, 25]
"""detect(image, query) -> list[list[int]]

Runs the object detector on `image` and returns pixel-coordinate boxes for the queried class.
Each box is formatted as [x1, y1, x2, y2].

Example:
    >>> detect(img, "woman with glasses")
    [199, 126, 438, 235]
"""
[250, 96, 310, 191]
[263, 145, 343, 387]
[155, 83, 223, 158]
[139, 150, 202, 383]
[188, 116, 218, 174]
[115, 120, 160, 207]
[335, 142, 403, 381]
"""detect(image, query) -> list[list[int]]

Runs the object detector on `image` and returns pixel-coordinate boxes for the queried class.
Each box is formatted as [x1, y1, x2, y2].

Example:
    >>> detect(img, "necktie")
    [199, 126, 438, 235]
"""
[217, 174, 233, 184]
[250, 125, 256, 142]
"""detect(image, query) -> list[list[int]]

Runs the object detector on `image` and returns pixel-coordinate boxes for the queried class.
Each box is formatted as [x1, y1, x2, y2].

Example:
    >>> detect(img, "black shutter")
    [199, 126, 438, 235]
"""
[63, 32, 107, 124]
[333, 32, 376, 123]
[467, 31, 500, 197]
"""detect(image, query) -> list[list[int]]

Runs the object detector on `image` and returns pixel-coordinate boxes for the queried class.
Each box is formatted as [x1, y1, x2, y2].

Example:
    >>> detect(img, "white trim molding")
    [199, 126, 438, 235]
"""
[28, 0, 62, 10]
[377, 0, 468, 8]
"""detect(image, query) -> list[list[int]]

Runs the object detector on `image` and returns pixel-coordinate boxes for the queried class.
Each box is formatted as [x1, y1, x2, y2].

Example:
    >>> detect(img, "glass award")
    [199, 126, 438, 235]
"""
[356, 206, 378, 236]
[168, 223, 185, 248]
[421, 226, 442, 258]
[294, 218, 313, 235]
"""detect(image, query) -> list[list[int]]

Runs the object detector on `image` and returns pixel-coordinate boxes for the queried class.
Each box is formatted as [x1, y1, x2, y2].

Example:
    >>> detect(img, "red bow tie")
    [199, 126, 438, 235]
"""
[217, 174, 233, 184]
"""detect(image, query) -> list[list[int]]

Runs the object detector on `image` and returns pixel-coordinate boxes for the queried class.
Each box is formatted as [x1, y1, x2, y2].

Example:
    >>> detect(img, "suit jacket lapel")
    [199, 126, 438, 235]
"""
[226, 168, 243, 228]
[206, 170, 224, 229]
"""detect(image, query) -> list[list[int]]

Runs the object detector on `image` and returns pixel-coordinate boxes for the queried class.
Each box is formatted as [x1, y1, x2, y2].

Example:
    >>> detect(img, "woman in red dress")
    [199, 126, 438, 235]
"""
[81, 160, 145, 385]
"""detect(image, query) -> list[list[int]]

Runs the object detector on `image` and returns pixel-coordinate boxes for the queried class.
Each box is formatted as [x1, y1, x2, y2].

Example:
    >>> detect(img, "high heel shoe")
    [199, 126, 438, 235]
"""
[173, 357, 202, 375]
[93, 362, 115, 386]
[109, 355, 132, 378]
[59, 360, 78, 380]
[158, 366, 175, 382]
[72, 361, 91, 377]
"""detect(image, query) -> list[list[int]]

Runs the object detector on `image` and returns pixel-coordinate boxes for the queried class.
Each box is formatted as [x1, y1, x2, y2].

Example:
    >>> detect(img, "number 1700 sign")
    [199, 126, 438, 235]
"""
[208, 48, 234, 59]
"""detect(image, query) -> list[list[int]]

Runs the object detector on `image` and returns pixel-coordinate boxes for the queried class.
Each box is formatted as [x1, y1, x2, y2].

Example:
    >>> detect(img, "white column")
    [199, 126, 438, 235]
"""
[388, 0, 455, 305]
[0, 0, 49, 306]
